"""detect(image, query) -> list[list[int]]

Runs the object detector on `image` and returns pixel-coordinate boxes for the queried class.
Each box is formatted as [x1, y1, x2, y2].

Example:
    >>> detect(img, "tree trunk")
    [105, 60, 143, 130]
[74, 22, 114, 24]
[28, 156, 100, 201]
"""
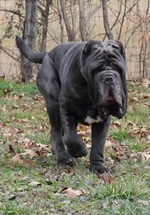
[78, 0, 87, 41]
[21, 0, 38, 82]
[57, 0, 64, 43]
[59, 0, 76, 41]
[40, 0, 52, 51]
[102, 0, 113, 40]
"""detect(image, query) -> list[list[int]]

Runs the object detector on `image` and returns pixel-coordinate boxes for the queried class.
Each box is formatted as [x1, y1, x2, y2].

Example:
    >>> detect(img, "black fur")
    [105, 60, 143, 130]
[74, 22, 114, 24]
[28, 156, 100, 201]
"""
[16, 36, 127, 173]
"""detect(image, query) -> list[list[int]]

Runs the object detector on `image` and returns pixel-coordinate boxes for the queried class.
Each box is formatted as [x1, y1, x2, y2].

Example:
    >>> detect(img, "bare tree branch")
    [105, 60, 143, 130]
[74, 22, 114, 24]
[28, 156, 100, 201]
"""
[118, 0, 127, 40]
[0, 8, 23, 17]
[107, 0, 140, 39]
[0, 46, 18, 62]
[86, 2, 102, 23]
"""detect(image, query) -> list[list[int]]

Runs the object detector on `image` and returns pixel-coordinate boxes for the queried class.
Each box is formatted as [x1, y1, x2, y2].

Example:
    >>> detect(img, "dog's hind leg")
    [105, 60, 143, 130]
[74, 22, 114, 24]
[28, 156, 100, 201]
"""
[36, 55, 74, 166]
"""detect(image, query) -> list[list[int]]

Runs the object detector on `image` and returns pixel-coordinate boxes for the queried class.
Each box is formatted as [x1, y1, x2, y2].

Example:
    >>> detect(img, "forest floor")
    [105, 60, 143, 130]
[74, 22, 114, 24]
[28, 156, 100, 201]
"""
[0, 79, 150, 215]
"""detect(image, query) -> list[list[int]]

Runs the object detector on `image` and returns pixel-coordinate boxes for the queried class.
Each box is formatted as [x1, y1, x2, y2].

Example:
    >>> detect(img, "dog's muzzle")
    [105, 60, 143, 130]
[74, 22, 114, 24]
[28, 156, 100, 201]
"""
[95, 69, 124, 119]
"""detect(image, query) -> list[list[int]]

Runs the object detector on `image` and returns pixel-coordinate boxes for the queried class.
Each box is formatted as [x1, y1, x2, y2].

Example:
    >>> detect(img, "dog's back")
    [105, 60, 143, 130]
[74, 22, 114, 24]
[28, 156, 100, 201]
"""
[48, 42, 85, 71]
[16, 36, 84, 68]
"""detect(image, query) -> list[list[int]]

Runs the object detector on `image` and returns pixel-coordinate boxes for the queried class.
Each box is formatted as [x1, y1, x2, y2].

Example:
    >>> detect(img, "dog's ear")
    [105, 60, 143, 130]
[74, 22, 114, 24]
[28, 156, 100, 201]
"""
[108, 40, 126, 61]
[115, 40, 126, 60]
[83, 40, 102, 55]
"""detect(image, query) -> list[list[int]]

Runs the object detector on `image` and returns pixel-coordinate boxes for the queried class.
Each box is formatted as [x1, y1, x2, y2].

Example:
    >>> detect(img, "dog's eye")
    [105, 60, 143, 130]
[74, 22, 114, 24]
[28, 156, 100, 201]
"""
[111, 44, 120, 50]
[92, 64, 105, 72]
[101, 64, 106, 71]
[95, 65, 106, 73]
[92, 45, 101, 52]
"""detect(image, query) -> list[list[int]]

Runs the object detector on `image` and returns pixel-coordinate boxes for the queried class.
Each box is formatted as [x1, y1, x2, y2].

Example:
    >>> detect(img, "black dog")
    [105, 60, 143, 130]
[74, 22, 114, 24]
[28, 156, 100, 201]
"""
[16, 37, 128, 174]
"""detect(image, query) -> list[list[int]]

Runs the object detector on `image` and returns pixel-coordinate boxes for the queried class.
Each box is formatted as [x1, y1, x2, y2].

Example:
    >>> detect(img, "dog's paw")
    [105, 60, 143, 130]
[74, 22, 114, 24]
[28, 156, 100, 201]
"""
[89, 164, 109, 174]
[67, 144, 88, 158]
[58, 155, 75, 167]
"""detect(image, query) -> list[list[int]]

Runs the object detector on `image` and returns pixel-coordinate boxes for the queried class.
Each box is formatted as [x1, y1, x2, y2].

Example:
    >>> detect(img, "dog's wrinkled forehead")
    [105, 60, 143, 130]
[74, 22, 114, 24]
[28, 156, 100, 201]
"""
[82, 40, 126, 64]
[93, 41, 120, 52]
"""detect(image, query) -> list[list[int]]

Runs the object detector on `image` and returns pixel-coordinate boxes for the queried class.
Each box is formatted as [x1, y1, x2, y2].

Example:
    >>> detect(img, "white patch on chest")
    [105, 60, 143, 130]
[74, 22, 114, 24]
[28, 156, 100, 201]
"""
[84, 116, 103, 125]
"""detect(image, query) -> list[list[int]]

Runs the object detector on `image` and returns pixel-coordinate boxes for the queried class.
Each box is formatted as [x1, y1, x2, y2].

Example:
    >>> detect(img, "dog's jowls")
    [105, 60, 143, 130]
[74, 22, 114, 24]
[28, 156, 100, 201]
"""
[16, 36, 127, 174]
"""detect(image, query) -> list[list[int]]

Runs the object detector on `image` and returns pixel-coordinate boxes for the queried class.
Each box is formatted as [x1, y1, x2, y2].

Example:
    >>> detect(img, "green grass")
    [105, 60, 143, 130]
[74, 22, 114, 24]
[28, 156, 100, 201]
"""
[0, 80, 39, 96]
[0, 80, 150, 214]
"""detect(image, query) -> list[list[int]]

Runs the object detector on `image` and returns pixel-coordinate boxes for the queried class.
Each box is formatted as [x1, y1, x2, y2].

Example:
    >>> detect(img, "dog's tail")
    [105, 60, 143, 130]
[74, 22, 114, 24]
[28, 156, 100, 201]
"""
[15, 36, 47, 64]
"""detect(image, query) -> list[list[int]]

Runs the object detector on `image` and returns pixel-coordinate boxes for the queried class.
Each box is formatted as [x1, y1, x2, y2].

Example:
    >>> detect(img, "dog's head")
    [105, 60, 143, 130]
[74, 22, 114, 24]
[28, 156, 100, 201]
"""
[80, 40, 128, 119]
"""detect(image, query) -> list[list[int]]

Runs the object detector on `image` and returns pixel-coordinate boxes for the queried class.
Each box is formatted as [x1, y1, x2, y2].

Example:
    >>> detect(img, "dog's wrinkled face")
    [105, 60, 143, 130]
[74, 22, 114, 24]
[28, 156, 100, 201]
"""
[80, 40, 127, 119]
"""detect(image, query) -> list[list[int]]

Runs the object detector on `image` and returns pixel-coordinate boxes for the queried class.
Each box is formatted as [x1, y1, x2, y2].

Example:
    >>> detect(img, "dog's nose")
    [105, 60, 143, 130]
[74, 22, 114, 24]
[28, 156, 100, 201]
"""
[104, 76, 114, 85]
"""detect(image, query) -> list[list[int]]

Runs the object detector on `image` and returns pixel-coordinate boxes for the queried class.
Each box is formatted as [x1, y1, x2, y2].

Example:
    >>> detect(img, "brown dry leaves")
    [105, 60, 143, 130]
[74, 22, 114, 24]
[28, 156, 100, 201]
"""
[0, 121, 51, 159]
[129, 126, 150, 141]
[0, 91, 51, 167]
[57, 187, 86, 198]
[142, 79, 150, 88]
[128, 89, 150, 141]
[10, 142, 51, 167]
[131, 152, 150, 162]
[77, 124, 91, 147]
[97, 172, 115, 184]
[0, 81, 150, 183]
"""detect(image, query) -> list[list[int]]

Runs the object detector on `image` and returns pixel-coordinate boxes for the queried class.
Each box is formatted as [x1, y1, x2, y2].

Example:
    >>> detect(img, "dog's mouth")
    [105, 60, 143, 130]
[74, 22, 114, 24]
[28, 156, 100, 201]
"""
[107, 90, 115, 101]
[102, 104, 123, 119]
[100, 89, 123, 119]
[94, 71, 124, 119]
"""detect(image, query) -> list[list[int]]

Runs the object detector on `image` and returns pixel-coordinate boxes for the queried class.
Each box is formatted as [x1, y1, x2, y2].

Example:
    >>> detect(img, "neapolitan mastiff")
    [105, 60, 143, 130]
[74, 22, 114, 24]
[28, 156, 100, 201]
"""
[16, 36, 128, 174]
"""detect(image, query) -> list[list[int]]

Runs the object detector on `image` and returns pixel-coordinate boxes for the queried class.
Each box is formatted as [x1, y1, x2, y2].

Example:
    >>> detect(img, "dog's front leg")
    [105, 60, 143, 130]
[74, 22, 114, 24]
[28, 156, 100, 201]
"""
[60, 107, 88, 158]
[90, 116, 111, 174]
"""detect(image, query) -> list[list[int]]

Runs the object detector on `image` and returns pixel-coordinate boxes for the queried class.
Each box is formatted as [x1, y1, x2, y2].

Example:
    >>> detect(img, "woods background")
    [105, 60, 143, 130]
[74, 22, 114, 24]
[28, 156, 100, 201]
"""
[0, 0, 150, 81]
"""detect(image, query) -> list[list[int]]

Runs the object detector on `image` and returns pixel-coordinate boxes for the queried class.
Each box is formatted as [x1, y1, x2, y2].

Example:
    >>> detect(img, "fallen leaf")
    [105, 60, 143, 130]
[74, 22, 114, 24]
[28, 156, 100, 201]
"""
[9, 194, 17, 201]
[65, 166, 74, 174]
[11, 154, 24, 165]
[107, 157, 115, 164]
[40, 124, 49, 131]
[32, 96, 44, 101]
[8, 144, 15, 154]
[142, 79, 150, 87]
[2, 89, 11, 97]
[1, 105, 7, 113]
[138, 199, 150, 206]
[132, 97, 139, 103]
[11, 153, 36, 167]
[111, 121, 122, 128]
[131, 152, 150, 162]
[140, 152, 150, 161]
[111, 143, 130, 161]
[12, 104, 19, 109]
[22, 149, 38, 159]
[129, 126, 150, 139]
[97, 172, 115, 184]
[22, 138, 32, 145]
[23, 118, 30, 122]
[105, 140, 113, 148]
[60, 187, 84, 198]
[29, 181, 42, 186]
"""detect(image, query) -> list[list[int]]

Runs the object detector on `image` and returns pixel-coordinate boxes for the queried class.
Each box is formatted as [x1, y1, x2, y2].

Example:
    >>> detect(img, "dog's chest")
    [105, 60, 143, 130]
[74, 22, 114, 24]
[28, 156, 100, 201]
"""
[84, 115, 103, 125]
[79, 107, 104, 125]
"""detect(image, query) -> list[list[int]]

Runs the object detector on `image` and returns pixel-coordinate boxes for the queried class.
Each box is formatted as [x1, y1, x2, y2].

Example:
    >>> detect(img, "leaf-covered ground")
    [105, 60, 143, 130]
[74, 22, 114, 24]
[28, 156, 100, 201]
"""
[0, 79, 150, 215]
